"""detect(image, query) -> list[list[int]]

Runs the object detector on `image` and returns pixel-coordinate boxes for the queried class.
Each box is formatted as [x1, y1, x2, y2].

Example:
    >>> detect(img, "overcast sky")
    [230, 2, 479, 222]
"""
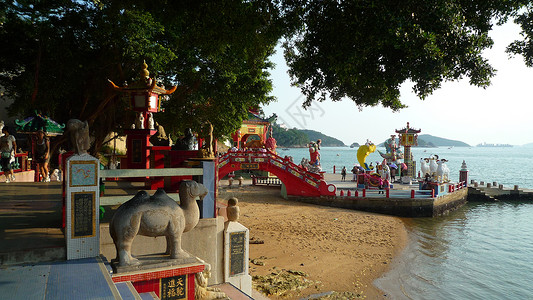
[263, 21, 533, 146]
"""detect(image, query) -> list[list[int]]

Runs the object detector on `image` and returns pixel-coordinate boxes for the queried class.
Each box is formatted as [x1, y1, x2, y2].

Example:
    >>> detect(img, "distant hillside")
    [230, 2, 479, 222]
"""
[300, 129, 346, 147]
[418, 134, 470, 147]
[272, 124, 346, 147]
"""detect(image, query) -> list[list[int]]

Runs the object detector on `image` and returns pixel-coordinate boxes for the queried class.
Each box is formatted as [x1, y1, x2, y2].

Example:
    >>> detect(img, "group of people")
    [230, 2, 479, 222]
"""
[0, 126, 50, 183]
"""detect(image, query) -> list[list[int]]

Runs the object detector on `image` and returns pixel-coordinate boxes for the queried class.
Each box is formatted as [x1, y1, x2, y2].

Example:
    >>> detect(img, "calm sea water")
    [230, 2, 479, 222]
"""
[278, 146, 533, 299]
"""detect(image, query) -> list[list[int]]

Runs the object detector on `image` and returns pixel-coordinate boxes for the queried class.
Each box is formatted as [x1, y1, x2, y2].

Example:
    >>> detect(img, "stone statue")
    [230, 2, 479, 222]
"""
[149, 122, 171, 146]
[195, 258, 229, 300]
[226, 197, 240, 222]
[147, 112, 155, 130]
[135, 112, 144, 130]
[109, 181, 208, 266]
[66, 119, 91, 155]
[199, 122, 214, 158]
[300, 157, 322, 174]
[172, 128, 195, 150]
[0, 120, 4, 137]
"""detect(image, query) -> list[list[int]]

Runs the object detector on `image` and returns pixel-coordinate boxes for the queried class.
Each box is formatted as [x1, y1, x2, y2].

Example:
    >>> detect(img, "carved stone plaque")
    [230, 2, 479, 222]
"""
[71, 191, 95, 238]
[160, 275, 187, 300]
[230, 231, 246, 276]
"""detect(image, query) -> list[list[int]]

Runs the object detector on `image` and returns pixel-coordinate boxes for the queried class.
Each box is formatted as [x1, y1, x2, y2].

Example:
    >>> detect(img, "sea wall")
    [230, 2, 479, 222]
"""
[288, 189, 468, 217]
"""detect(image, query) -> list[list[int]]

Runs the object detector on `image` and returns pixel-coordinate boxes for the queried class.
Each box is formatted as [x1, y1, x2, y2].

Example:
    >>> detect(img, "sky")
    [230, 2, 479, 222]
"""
[263, 21, 533, 147]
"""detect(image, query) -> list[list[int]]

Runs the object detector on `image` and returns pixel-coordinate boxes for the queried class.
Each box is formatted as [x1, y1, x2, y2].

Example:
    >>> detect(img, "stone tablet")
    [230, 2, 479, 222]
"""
[72, 192, 95, 238]
[229, 231, 246, 276]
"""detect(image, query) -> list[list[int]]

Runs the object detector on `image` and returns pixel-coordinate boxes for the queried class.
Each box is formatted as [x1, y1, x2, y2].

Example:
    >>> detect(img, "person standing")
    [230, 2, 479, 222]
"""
[0, 126, 17, 183]
[341, 166, 347, 181]
[35, 129, 50, 182]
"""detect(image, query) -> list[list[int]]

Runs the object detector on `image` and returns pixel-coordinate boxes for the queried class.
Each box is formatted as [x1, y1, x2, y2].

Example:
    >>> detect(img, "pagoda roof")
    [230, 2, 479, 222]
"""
[243, 111, 277, 125]
[15, 112, 65, 135]
[395, 122, 421, 134]
[107, 62, 177, 95]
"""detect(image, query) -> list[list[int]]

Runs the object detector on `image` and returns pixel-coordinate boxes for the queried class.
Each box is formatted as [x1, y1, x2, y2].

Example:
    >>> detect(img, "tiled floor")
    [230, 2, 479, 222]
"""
[0, 257, 120, 300]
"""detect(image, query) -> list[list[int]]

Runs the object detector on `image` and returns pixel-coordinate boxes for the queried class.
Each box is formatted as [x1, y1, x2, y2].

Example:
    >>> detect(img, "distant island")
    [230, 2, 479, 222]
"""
[272, 125, 472, 149]
[476, 142, 513, 147]
[272, 123, 346, 147]
[417, 134, 470, 147]
[378, 134, 470, 148]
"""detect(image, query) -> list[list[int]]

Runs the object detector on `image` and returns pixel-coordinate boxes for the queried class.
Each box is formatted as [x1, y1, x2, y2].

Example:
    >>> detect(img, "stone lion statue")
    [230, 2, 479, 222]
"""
[67, 119, 91, 155]
[195, 259, 229, 300]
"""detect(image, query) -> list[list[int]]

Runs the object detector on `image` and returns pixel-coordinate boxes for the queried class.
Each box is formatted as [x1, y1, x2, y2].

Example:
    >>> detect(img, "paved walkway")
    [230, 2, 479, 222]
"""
[0, 181, 147, 262]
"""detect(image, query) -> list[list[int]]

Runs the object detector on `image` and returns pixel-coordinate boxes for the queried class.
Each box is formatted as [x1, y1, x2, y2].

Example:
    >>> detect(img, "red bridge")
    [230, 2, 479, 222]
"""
[218, 150, 336, 197]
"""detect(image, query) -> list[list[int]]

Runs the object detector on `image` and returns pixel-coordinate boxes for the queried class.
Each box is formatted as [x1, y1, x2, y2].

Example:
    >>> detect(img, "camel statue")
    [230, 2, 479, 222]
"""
[110, 180, 209, 266]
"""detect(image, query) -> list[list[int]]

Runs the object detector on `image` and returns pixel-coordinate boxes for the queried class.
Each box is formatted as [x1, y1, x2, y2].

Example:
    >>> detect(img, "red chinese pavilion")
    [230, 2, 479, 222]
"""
[395, 122, 421, 178]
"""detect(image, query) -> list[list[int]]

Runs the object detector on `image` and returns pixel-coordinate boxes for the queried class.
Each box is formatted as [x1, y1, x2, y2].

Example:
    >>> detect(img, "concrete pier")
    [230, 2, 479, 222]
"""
[288, 189, 467, 217]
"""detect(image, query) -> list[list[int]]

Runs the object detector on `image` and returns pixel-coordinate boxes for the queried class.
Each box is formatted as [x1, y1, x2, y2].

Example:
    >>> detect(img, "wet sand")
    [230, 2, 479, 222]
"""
[218, 183, 407, 299]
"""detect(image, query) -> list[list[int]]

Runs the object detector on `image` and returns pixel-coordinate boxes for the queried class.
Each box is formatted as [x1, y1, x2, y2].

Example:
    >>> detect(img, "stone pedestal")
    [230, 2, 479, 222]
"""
[112, 253, 205, 300]
[224, 222, 252, 296]
[65, 154, 100, 260]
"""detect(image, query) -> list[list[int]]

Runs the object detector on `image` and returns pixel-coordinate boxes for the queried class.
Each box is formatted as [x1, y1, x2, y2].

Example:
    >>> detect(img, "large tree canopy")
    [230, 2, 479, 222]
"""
[284, 0, 527, 109]
[0, 0, 289, 152]
[1, 0, 533, 154]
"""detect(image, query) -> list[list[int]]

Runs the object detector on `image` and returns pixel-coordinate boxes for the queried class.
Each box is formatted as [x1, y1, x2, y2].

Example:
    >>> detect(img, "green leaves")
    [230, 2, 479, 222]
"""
[283, 0, 522, 110]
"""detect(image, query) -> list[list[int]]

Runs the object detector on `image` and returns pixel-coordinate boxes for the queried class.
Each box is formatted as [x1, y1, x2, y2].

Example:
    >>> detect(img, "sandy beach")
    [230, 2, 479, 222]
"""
[218, 183, 407, 299]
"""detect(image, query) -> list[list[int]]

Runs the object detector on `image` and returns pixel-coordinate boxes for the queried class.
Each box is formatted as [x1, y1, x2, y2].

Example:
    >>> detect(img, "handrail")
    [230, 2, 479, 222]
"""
[219, 150, 323, 186]
[100, 167, 203, 178]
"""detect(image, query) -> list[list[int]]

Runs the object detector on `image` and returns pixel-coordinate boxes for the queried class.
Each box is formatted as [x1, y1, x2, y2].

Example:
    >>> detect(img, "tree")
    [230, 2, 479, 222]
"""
[0, 0, 287, 153]
[283, 0, 526, 110]
[507, 4, 533, 66]
[1, 0, 532, 156]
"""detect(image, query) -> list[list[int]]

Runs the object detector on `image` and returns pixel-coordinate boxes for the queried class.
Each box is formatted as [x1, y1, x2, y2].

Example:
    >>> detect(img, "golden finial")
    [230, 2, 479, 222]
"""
[141, 60, 150, 80]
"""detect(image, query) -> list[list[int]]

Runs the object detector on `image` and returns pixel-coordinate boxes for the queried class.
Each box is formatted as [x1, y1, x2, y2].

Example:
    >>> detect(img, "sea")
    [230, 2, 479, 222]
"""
[276, 146, 533, 300]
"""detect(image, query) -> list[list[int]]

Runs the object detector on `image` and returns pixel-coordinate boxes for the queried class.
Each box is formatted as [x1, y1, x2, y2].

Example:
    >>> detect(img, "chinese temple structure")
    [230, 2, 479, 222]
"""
[395, 122, 421, 178]
[108, 62, 176, 171]
[231, 109, 276, 149]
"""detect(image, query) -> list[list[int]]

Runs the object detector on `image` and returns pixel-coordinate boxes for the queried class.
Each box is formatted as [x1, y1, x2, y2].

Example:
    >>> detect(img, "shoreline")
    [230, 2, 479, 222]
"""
[219, 184, 408, 299]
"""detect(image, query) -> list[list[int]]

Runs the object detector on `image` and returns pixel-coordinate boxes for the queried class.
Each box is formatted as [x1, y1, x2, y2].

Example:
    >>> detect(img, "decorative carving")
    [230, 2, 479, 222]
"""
[66, 119, 91, 155]
[109, 181, 208, 266]
[300, 158, 322, 174]
[149, 122, 171, 146]
[199, 122, 214, 158]
[135, 112, 144, 130]
[147, 112, 155, 130]
[226, 197, 240, 222]
[195, 259, 229, 300]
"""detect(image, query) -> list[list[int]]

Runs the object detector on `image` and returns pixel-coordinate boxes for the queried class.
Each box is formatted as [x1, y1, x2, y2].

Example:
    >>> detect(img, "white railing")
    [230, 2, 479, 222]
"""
[99, 168, 204, 205]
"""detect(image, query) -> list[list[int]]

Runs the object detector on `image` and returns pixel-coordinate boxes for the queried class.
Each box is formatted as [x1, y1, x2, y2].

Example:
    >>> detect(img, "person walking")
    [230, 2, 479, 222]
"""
[35, 129, 51, 182]
[341, 166, 347, 181]
[0, 126, 17, 183]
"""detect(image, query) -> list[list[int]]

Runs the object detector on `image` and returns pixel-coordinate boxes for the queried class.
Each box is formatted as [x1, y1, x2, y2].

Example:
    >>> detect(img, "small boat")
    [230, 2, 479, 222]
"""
[282, 148, 290, 150]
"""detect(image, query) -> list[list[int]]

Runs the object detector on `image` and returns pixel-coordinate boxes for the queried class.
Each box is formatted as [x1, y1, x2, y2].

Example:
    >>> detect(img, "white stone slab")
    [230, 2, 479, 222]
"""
[224, 222, 252, 296]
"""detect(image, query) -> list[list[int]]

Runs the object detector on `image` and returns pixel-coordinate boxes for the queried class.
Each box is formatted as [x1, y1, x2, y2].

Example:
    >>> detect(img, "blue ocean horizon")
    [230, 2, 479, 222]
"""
[278, 146, 533, 299]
